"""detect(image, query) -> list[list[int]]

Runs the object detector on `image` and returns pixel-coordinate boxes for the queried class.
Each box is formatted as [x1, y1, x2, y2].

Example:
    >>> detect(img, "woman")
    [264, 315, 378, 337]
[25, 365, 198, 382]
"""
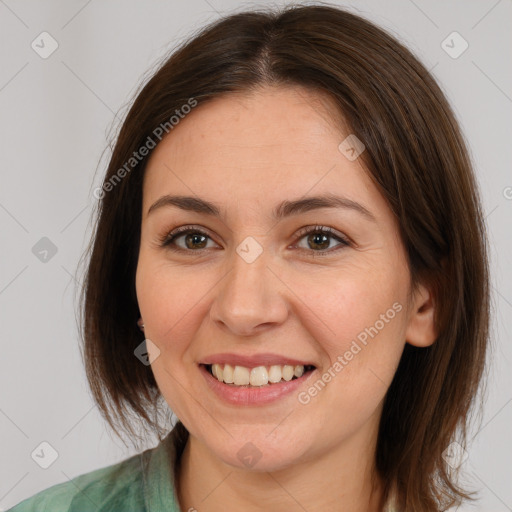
[9, 3, 490, 511]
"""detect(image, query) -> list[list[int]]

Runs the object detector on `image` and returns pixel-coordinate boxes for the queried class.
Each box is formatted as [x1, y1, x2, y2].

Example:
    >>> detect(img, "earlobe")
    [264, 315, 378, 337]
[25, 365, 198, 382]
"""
[405, 283, 438, 348]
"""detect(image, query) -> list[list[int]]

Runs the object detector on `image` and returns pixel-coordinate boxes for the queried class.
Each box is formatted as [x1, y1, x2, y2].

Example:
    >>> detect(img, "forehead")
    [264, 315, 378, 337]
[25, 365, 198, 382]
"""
[142, 85, 382, 220]
[167, 85, 345, 154]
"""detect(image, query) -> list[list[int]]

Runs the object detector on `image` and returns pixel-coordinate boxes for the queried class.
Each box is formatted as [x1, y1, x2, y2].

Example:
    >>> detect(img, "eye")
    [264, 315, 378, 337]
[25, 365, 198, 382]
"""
[158, 226, 218, 251]
[293, 225, 350, 254]
[158, 224, 350, 255]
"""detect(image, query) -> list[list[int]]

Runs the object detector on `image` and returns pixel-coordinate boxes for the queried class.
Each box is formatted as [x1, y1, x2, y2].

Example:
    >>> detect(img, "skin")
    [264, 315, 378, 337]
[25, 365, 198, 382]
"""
[135, 85, 437, 512]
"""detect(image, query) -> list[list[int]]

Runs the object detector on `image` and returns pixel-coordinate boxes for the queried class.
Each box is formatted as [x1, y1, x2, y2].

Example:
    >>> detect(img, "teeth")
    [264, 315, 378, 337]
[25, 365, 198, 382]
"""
[233, 365, 250, 385]
[282, 365, 294, 381]
[268, 365, 282, 383]
[223, 364, 234, 384]
[250, 366, 268, 386]
[209, 363, 309, 386]
[294, 365, 304, 378]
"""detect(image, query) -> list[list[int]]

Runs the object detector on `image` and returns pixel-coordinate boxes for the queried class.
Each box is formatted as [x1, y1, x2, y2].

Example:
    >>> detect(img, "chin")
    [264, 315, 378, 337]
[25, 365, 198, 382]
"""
[207, 430, 311, 473]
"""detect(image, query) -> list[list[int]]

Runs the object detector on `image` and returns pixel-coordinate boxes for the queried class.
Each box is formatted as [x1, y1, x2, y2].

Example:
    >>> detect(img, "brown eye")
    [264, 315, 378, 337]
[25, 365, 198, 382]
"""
[294, 226, 350, 254]
[182, 232, 208, 249]
[306, 232, 331, 250]
[160, 227, 218, 251]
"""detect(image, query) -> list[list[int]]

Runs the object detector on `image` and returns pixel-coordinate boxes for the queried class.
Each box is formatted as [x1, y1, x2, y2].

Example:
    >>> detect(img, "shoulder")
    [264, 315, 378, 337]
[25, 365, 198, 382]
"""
[8, 451, 146, 512]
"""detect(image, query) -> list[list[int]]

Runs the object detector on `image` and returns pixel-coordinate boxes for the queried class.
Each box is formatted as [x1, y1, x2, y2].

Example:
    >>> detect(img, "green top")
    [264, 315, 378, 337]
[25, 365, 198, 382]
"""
[8, 423, 397, 511]
[8, 426, 183, 512]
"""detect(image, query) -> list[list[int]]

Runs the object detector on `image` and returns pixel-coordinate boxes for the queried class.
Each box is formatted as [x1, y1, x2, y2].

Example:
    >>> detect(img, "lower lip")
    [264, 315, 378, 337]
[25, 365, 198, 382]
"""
[199, 364, 316, 406]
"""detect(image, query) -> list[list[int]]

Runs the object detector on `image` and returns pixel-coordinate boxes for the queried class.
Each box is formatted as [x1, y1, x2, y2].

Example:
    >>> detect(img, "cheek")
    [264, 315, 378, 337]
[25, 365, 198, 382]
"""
[289, 263, 407, 416]
[135, 257, 214, 424]
[135, 255, 215, 362]
[293, 261, 405, 353]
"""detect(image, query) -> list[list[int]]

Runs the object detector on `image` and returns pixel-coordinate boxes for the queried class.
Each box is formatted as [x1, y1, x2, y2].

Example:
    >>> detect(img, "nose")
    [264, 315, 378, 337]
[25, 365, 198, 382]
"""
[209, 247, 289, 337]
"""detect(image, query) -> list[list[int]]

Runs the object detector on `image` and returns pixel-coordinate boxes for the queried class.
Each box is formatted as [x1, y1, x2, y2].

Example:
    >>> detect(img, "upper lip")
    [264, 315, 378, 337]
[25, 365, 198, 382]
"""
[200, 353, 316, 368]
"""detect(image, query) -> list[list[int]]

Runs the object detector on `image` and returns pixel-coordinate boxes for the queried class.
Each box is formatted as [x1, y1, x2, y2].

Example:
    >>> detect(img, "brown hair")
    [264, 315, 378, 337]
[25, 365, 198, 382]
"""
[79, 3, 490, 510]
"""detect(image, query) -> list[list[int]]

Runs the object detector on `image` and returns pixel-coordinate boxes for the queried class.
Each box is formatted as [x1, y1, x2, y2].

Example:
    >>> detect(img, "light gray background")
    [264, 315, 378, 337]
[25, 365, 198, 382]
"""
[0, 0, 510, 510]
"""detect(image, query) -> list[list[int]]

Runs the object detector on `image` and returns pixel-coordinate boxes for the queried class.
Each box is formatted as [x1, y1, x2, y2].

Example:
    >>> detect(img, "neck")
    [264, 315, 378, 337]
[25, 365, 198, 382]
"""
[176, 419, 385, 512]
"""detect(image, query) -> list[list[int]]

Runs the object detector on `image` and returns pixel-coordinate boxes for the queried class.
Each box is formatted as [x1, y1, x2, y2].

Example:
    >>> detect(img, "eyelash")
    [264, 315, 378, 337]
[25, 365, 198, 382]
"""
[157, 224, 351, 256]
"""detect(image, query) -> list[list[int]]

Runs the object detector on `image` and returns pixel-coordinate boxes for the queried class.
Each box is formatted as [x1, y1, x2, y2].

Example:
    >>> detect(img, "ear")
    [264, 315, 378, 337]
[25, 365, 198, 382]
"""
[405, 281, 437, 348]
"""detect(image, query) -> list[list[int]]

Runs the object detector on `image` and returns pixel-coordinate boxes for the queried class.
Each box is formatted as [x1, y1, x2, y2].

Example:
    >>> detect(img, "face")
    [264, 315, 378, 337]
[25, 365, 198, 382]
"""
[135, 85, 420, 472]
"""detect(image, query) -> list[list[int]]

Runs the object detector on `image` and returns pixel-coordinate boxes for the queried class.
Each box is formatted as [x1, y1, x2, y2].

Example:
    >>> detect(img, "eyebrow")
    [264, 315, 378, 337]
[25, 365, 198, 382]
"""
[147, 194, 377, 222]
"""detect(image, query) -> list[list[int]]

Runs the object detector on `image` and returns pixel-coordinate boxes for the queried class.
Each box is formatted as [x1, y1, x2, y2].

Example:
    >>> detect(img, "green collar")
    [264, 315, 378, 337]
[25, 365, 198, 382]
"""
[141, 424, 187, 511]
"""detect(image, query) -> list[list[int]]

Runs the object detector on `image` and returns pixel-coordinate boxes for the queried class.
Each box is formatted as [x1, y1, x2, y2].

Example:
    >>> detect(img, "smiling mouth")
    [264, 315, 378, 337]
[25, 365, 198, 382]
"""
[202, 363, 316, 387]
